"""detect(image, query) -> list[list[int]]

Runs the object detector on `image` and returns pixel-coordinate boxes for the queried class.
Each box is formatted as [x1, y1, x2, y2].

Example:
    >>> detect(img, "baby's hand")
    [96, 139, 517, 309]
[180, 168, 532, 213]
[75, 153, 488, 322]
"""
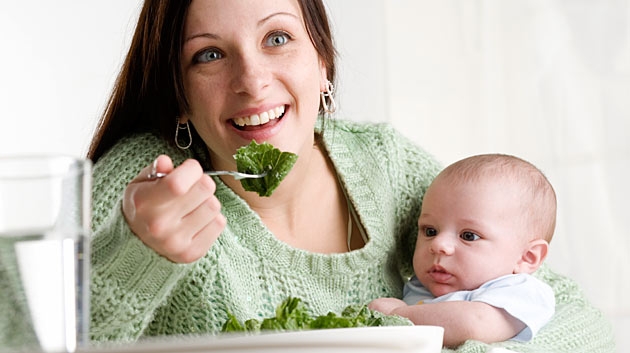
[368, 297, 407, 315]
[122, 155, 226, 263]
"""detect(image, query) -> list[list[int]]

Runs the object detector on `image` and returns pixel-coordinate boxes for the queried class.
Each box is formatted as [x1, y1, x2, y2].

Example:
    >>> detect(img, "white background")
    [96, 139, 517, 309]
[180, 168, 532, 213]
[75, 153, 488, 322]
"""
[1, 1, 628, 350]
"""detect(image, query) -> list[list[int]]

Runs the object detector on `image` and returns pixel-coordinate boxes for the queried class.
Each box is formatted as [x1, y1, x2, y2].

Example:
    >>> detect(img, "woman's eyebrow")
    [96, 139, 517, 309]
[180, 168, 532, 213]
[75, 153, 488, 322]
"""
[258, 11, 300, 26]
[184, 12, 299, 43]
[185, 32, 220, 43]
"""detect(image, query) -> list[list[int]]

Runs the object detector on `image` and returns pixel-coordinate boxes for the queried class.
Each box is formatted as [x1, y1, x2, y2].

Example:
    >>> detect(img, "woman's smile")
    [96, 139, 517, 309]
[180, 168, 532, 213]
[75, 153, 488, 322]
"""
[180, 0, 326, 166]
[232, 105, 286, 129]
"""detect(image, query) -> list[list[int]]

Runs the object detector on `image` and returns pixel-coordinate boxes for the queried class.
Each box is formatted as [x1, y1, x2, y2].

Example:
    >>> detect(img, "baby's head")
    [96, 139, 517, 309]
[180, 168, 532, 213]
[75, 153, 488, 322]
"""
[436, 154, 557, 243]
[413, 154, 556, 296]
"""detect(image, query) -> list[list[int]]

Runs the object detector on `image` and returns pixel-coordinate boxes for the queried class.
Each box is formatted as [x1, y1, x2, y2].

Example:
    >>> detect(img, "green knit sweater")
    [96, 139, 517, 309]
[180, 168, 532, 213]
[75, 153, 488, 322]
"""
[89, 119, 615, 352]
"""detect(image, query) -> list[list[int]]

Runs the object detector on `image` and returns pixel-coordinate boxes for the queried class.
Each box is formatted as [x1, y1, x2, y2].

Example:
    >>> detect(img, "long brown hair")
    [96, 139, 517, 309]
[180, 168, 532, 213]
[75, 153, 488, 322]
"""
[87, 0, 337, 162]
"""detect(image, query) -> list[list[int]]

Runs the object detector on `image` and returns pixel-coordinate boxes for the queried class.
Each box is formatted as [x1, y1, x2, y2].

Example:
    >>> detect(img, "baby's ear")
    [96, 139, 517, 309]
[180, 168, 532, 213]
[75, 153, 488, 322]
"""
[514, 239, 549, 274]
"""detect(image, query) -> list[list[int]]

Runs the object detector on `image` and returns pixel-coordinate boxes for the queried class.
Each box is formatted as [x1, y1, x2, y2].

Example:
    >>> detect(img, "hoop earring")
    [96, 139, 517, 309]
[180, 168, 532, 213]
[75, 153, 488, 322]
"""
[320, 80, 337, 114]
[175, 117, 192, 150]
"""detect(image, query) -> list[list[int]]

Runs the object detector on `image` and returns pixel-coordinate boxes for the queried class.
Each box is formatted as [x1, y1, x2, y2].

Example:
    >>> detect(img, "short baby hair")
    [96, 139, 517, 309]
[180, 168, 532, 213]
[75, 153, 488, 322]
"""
[436, 154, 557, 242]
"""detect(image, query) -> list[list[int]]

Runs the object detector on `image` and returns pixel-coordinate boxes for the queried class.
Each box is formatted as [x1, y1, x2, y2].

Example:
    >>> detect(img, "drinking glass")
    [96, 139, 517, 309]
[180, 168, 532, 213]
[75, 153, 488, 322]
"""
[0, 156, 91, 352]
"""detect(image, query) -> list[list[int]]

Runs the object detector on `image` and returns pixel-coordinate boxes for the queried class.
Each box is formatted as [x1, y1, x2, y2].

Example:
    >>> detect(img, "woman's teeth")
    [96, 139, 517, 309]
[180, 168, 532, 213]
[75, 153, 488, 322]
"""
[233, 106, 285, 127]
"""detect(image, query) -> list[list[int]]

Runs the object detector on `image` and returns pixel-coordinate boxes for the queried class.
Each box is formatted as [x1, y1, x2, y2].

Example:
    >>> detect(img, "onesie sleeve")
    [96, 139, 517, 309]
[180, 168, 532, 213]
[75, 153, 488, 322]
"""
[428, 274, 555, 342]
[443, 265, 615, 353]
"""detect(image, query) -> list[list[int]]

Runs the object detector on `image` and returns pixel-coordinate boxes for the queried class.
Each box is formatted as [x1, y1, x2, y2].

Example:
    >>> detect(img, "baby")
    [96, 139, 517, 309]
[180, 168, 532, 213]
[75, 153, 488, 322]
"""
[369, 154, 556, 347]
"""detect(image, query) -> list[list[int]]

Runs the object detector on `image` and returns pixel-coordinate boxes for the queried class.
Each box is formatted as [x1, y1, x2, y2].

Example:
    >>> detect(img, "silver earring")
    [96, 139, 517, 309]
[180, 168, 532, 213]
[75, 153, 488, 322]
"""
[320, 80, 337, 114]
[175, 117, 192, 150]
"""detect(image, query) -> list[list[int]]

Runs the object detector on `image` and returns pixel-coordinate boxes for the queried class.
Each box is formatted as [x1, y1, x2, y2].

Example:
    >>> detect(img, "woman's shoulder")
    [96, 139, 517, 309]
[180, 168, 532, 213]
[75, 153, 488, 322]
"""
[326, 118, 439, 166]
[321, 118, 409, 155]
[325, 118, 399, 137]
[95, 132, 191, 173]
[99, 132, 181, 160]
[92, 133, 194, 201]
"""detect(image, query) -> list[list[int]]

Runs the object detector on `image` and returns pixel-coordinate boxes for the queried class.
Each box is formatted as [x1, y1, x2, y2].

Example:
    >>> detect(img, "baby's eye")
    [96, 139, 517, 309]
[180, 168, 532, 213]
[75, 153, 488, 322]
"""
[460, 231, 480, 241]
[265, 31, 290, 47]
[424, 227, 438, 237]
[194, 48, 223, 64]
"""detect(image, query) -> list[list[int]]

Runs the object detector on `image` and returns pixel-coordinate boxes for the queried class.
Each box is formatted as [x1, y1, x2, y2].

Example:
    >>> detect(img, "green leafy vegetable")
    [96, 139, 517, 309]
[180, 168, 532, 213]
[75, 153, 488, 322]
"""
[221, 297, 412, 333]
[234, 141, 298, 197]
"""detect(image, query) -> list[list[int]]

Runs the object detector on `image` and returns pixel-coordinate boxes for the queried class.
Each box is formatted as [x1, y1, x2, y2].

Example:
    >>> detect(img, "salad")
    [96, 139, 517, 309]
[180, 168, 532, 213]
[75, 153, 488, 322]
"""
[221, 297, 412, 333]
[234, 141, 298, 197]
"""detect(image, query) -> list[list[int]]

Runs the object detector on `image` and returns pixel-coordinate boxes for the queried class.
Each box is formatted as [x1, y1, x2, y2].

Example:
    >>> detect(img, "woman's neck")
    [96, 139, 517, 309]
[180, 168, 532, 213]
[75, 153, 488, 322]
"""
[240, 139, 330, 214]
[231, 139, 350, 253]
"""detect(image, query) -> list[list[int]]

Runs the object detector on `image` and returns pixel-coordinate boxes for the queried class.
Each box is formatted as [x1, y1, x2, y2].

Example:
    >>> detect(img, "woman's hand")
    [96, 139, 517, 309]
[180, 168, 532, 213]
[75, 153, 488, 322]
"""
[122, 155, 226, 263]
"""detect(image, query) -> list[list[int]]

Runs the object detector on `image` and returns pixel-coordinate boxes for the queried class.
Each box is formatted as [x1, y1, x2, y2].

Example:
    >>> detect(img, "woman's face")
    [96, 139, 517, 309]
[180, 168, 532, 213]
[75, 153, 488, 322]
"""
[181, 0, 328, 170]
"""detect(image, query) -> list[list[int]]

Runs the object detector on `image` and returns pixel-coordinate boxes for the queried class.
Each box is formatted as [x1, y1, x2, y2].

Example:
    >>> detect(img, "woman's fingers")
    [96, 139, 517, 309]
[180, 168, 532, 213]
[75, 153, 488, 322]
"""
[130, 154, 175, 183]
[173, 203, 227, 263]
[122, 156, 226, 263]
[163, 183, 225, 263]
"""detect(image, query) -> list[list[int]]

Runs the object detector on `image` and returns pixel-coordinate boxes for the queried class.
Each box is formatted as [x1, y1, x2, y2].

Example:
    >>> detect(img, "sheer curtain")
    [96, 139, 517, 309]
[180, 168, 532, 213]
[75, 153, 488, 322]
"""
[331, 0, 629, 348]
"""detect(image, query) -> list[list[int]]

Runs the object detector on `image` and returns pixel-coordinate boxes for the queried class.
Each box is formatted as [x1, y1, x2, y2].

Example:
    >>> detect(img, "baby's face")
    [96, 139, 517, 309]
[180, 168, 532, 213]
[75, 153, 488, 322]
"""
[413, 175, 532, 297]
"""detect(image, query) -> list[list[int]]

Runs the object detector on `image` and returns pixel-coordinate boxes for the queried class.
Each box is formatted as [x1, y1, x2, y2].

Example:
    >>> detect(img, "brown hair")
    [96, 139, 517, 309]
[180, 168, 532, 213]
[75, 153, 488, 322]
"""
[437, 154, 557, 242]
[87, 0, 337, 162]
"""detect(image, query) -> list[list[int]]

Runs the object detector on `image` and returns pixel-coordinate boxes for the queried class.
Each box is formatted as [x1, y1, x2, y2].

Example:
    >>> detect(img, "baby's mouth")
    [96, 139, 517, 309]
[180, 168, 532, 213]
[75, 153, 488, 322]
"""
[428, 265, 453, 283]
[232, 105, 285, 130]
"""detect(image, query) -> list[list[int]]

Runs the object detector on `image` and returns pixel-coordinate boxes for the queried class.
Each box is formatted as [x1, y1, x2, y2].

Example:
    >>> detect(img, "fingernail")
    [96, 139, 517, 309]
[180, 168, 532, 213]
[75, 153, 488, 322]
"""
[150, 157, 159, 177]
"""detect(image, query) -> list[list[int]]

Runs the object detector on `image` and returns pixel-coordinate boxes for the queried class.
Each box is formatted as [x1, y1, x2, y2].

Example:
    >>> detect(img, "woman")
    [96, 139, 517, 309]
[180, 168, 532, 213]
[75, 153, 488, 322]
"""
[88, 0, 614, 351]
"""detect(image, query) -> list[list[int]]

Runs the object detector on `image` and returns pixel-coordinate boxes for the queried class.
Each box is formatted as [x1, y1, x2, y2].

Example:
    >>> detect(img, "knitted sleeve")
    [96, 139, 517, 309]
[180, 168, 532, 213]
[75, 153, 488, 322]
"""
[377, 124, 442, 278]
[89, 133, 195, 343]
[0, 245, 38, 348]
[442, 264, 615, 353]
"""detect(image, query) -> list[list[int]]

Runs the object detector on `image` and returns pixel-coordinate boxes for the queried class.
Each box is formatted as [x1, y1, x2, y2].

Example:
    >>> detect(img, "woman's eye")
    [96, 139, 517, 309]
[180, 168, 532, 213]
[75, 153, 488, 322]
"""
[194, 48, 223, 63]
[424, 227, 438, 237]
[460, 231, 480, 241]
[265, 32, 290, 47]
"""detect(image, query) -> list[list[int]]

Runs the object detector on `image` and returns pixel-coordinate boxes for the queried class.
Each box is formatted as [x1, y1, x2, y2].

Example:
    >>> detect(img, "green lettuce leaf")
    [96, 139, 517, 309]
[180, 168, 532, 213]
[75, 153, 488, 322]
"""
[220, 297, 412, 333]
[234, 141, 298, 197]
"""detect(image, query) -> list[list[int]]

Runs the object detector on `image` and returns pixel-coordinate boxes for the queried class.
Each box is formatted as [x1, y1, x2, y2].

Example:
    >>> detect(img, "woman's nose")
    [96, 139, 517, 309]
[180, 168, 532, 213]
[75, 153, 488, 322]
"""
[229, 52, 271, 96]
[430, 233, 455, 255]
